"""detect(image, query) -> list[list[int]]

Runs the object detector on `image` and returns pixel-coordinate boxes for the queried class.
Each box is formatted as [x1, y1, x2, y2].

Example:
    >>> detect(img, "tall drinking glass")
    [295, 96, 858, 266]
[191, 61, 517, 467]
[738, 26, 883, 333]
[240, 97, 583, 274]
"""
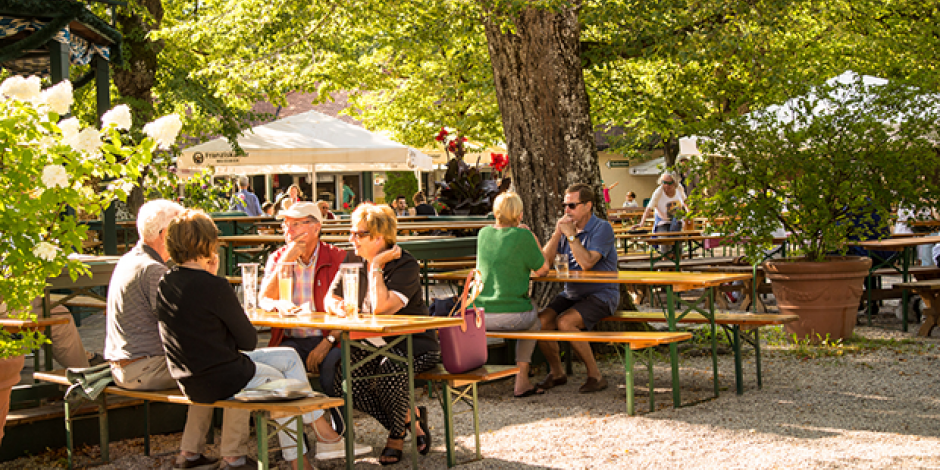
[277, 262, 295, 305]
[554, 253, 569, 276]
[239, 263, 259, 317]
[340, 263, 360, 321]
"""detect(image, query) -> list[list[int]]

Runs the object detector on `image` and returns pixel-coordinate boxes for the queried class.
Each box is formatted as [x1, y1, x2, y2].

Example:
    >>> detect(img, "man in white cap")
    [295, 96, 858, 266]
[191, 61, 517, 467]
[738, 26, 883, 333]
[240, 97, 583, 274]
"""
[258, 202, 370, 461]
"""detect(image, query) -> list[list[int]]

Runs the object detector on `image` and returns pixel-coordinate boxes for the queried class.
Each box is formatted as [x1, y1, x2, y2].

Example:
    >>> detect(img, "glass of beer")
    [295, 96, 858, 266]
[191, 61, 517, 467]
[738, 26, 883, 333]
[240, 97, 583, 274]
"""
[340, 263, 361, 321]
[277, 262, 295, 304]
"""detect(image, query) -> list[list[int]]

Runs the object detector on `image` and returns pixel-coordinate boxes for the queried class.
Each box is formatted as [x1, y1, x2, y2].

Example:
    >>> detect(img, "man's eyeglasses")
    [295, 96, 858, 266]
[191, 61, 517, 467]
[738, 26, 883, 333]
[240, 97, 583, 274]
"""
[282, 220, 314, 230]
[662, 180, 675, 186]
[349, 229, 373, 240]
[562, 201, 584, 210]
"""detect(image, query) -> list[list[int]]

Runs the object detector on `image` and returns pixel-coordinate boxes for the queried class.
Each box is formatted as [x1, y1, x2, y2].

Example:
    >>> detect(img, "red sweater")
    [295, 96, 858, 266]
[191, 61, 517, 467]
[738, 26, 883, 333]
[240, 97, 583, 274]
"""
[266, 241, 348, 347]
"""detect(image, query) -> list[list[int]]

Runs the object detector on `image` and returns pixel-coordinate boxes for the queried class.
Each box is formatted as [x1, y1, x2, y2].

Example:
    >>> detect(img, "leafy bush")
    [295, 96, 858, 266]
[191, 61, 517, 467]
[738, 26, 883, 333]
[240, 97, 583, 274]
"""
[692, 74, 940, 262]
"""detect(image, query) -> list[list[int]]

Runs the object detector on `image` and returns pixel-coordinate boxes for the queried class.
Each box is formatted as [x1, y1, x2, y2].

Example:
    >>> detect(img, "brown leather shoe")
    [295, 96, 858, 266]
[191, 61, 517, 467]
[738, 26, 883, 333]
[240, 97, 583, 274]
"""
[579, 376, 608, 393]
[536, 374, 567, 390]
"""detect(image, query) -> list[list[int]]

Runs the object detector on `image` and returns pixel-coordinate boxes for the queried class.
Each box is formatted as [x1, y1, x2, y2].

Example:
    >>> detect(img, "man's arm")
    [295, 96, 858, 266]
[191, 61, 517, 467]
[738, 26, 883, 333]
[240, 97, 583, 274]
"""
[541, 219, 563, 262]
[568, 238, 602, 271]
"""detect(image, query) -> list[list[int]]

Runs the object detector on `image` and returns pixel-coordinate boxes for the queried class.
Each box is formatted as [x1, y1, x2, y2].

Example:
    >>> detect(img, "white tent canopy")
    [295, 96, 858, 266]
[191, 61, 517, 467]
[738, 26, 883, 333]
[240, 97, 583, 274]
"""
[178, 110, 432, 177]
[677, 71, 893, 157]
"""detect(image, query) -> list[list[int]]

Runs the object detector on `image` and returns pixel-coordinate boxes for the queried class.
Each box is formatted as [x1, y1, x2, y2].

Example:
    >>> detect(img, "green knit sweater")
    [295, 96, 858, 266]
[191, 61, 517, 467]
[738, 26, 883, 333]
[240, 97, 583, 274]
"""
[474, 226, 545, 313]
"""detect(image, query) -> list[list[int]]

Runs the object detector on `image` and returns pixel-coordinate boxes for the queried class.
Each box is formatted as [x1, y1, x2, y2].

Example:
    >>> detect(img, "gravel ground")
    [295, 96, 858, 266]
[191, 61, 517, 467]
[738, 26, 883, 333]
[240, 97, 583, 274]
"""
[4, 295, 940, 469]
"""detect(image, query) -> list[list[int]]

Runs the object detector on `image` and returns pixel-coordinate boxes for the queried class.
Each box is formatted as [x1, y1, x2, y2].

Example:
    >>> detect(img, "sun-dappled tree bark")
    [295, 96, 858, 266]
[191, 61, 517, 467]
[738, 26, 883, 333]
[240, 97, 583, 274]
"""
[481, 3, 610, 306]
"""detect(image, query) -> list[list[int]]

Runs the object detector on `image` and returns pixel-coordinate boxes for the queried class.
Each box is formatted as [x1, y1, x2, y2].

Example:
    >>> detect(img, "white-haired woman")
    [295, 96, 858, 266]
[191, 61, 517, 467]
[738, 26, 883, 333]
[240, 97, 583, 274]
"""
[476, 192, 549, 397]
[633, 172, 688, 234]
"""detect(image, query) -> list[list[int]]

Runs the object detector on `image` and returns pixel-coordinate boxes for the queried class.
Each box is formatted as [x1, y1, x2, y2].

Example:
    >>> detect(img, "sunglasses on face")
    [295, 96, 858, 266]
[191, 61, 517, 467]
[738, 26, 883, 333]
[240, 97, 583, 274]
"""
[349, 229, 373, 240]
[562, 202, 584, 210]
[662, 181, 675, 185]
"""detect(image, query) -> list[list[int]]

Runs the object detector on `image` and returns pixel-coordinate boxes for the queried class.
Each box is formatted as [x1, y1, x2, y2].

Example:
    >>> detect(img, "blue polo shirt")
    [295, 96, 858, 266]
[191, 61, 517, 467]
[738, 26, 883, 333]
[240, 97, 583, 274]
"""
[556, 215, 620, 313]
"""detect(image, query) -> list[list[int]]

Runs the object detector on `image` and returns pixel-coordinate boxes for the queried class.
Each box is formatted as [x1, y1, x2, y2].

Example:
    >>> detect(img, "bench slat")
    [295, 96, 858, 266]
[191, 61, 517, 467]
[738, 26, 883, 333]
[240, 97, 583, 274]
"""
[417, 364, 519, 388]
[486, 331, 691, 350]
[34, 370, 344, 414]
[604, 311, 799, 326]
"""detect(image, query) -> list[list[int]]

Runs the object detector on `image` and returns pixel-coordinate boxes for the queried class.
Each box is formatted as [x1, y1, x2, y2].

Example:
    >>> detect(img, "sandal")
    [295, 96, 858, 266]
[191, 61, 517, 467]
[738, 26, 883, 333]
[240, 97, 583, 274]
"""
[416, 406, 431, 456]
[380, 434, 405, 466]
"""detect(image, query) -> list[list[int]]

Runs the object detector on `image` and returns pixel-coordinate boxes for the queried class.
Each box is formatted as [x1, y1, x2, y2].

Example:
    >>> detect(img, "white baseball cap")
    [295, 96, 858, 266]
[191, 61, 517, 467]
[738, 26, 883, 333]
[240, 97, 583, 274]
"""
[277, 202, 323, 223]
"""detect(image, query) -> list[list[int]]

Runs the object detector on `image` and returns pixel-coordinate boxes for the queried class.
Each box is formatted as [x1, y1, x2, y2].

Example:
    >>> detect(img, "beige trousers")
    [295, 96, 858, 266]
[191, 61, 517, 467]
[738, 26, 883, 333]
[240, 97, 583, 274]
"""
[112, 356, 251, 457]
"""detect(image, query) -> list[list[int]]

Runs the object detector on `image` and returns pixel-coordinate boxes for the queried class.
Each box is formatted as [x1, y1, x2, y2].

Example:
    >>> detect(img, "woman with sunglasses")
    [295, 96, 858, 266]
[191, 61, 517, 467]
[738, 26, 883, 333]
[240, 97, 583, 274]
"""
[325, 203, 437, 465]
[633, 171, 689, 234]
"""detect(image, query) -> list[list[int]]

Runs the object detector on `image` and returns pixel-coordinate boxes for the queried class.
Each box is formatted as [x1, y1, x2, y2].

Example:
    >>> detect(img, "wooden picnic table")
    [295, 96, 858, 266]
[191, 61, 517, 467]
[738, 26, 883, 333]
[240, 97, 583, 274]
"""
[894, 279, 940, 336]
[432, 268, 751, 407]
[249, 311, 462, 470]
[852, 235, 940, 331]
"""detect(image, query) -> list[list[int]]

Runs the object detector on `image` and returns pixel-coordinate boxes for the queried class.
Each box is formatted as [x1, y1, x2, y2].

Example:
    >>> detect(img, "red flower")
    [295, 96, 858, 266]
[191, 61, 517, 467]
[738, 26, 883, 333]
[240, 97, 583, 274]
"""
[434, 127, 449, 142]
[490, 153, 508, 172]
[448, 140, 457, 151]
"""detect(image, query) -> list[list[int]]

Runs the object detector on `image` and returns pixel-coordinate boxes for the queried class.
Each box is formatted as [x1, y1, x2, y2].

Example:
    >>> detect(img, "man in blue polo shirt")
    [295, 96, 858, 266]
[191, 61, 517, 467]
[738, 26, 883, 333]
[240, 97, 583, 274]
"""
[537, 183, 619, 393]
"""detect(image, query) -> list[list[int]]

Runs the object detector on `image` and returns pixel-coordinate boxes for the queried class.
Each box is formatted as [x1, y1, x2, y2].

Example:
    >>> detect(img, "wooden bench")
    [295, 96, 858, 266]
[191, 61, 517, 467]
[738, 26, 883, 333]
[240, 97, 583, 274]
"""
[34, 369, 345, 470]
[894, 279, 940, 336]
[602, 311, 799, 395]
[415, 364, 519, 468]
[485, 331, 691, 414]
[699, 265, 768, 312]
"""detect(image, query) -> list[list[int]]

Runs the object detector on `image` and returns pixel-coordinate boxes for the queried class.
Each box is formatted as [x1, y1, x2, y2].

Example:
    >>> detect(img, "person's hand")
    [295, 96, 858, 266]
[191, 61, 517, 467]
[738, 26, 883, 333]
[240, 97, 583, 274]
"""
[557, 217, 576, 238]
[283, 232, 308, 261]
[305, 341, 330, 374]
[372, 245, 402, 269]
[207, 253, 220, 274]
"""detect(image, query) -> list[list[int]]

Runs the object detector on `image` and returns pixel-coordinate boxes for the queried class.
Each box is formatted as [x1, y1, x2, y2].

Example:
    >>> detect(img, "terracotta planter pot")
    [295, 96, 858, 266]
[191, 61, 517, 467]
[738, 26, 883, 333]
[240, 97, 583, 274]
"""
[0, 355, 25, 445]
[764, 256, 872, 342]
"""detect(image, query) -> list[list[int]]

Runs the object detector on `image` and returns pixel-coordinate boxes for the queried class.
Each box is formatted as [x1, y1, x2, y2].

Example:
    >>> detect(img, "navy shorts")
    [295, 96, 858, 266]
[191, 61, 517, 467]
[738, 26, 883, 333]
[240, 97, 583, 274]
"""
[545, 294, 612, 331]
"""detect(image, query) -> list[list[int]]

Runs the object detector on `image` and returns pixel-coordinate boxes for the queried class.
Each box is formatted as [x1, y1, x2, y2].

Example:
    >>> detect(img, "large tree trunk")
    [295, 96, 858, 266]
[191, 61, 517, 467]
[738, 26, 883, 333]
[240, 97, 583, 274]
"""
[482, 3, 603, 305]
[114, 0, 165, 216]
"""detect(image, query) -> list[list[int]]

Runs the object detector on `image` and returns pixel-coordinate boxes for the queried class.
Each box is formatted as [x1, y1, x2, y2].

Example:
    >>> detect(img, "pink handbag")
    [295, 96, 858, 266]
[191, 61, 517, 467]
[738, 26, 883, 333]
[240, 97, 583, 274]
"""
[438, 269, 487, 374]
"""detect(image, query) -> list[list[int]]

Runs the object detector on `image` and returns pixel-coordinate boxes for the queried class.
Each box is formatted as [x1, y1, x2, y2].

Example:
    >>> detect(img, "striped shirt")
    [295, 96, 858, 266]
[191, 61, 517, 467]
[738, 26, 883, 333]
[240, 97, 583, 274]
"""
[104, 243, 170, 360]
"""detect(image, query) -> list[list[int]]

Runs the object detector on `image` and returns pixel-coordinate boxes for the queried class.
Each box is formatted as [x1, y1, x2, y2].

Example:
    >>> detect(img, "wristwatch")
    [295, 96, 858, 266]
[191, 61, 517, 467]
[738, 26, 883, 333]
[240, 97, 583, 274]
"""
[326, 334, 336, 344]
[567, 235, 576, 243]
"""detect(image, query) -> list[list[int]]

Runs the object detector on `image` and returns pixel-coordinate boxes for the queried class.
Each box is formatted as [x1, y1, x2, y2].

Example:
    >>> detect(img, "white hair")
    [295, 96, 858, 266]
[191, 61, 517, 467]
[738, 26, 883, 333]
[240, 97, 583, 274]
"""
[237, 175, 249, 188]
[658, 172, 678, 185]
[137, 199, 184, 242]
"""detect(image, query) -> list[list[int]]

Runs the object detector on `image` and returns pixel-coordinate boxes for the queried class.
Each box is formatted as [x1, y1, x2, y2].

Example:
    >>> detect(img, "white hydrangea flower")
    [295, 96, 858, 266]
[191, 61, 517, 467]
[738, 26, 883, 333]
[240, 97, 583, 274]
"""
[0, 75, 41, 101]
[72, 127, 103, 156]
[101, 104, 132, 130]
[122, 181, 136, 193]
[33, 242, 58, 262]
[143, 114, 183, 149]
[38, 136, 56, 150]
[40, 81, 73, 115]
[58, 117, 80, 142]
[41, 164, 69, 189]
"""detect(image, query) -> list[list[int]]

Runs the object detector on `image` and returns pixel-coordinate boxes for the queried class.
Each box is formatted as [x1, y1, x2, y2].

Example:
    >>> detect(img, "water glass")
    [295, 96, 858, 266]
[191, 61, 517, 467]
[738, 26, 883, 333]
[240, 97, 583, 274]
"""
[277, 262, 295, 304]
[239, 263, 259, 316]
[554, 254, 569, 276]
[340, 263, 361, 321]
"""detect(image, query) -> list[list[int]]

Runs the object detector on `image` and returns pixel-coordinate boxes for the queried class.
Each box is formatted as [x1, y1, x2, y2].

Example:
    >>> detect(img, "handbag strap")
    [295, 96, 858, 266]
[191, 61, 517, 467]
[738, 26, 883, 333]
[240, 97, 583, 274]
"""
[448, 269, 484, 330]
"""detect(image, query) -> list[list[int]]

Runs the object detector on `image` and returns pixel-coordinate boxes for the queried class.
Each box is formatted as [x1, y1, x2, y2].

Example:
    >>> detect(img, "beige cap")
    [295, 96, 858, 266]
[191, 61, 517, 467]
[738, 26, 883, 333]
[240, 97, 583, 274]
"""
[277, 202, 323, 223]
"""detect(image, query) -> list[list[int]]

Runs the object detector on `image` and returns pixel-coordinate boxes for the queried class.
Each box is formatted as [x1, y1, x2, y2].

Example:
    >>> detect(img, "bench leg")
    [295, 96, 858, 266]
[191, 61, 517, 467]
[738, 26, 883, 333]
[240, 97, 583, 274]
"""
[665, 287, 681, 408]
[620, 345, 635, 416]
[436, 380, 483, 468]
[143, 400, 151, 456]
[917, 291, 940, 337]
[63, 393, 110, 469]
[730, 326, 743, 395]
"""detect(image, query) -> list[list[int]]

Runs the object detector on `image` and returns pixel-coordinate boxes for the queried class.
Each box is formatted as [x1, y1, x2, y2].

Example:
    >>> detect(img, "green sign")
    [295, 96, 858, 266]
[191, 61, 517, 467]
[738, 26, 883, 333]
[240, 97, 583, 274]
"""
[606, 160, 631, 169]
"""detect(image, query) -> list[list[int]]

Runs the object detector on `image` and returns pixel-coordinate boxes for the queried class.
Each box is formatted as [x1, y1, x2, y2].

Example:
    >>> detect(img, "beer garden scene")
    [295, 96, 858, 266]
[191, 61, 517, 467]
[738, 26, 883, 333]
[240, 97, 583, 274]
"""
[1, 0, 940, 468]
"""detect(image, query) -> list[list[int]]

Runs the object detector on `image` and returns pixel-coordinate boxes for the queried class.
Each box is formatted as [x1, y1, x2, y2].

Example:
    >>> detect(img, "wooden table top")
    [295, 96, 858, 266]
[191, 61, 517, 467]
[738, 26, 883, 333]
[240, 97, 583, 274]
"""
[248, 311, 463, 333]
[852, 235, 940, 251]
[430, 269, 751, 291]
[895, 279, 940, 290]
[0, 316, 70, 333]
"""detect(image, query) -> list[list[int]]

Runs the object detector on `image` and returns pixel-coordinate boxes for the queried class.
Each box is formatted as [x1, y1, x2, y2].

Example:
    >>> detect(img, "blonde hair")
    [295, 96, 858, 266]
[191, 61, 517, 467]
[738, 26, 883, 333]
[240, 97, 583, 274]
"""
[493, 192, 523, 226]
[165, 209, 219, 265]
[351, 203, 397, 247]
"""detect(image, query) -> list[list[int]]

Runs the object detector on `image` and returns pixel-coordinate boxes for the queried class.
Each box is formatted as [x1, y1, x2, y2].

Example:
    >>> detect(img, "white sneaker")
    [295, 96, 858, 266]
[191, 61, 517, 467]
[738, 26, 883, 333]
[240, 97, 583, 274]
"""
[316, 438, 371, 460]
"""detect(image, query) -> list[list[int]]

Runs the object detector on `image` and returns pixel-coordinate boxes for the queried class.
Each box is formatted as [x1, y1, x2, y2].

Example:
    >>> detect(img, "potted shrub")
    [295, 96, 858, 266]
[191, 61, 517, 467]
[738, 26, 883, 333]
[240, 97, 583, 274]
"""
[0, 75, 181, 443]
[691, 73, 940, 341]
